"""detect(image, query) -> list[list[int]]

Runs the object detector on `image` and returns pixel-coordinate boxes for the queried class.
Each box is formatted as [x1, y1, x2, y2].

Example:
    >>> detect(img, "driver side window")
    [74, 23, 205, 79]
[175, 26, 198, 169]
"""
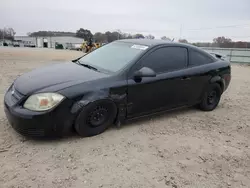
[141, 47, 188, 74]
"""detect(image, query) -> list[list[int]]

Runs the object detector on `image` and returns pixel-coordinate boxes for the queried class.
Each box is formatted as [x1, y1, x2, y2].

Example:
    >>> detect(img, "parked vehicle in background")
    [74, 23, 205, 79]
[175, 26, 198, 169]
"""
[24, 44, 36, 48]
[75, 44, 82, 51]
[55, 43, 64, 49]
[13, 41, 20, 47]
[65, 43, 82, 51]
[4, 39, 231, 138]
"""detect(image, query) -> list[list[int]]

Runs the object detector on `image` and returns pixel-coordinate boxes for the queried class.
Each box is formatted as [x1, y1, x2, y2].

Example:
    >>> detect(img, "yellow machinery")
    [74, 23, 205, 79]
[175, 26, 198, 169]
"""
[80, 41, 101, 53]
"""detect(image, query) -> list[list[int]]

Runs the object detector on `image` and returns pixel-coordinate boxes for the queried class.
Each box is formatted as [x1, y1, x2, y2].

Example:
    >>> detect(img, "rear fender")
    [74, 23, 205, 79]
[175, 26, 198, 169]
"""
[210, 76, 225, 92]
[199, 76, 225, 102]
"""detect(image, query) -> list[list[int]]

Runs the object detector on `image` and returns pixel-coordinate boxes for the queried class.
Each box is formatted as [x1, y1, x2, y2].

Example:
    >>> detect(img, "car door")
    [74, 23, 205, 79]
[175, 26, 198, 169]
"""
[126, 46, 189, 117]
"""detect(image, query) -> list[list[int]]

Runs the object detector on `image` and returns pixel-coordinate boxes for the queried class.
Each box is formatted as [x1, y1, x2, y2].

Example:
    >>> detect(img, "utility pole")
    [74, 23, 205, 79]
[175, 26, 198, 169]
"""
[179, 24, 182, 40]
[117, 29, 121, 40]
[2, 28, 5, 43]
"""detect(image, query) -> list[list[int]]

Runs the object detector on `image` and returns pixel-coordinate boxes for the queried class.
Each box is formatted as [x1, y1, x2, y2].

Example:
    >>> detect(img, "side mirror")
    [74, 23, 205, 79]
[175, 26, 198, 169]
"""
[134, 67, 156, 78]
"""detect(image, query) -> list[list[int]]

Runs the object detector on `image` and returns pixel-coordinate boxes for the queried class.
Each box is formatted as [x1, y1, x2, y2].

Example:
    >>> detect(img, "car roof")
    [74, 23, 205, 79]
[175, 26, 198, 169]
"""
[117, 39, 173, 46]
[116, 39, 198, 49]
[116, 39, 216, 60]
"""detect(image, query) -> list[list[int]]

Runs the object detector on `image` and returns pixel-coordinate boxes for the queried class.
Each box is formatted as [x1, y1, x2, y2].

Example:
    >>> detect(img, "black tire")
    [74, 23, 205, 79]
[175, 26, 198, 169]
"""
[199, 83, 222, 111]
[75, 100, 117, 137]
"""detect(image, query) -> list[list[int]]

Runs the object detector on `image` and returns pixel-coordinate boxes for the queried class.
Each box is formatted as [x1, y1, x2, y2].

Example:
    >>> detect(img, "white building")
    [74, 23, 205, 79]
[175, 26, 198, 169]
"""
[14, 36, 85, 49]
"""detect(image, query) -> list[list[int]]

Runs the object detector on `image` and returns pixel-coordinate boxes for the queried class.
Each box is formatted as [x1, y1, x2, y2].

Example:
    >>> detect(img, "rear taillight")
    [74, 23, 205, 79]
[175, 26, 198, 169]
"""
[224, 74, 231, 83]
[223, 74, 231, 91]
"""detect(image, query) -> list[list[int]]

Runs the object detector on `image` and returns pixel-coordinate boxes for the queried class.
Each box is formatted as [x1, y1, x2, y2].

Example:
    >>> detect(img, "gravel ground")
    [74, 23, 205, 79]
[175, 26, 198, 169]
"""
[0, 47, 249, 188]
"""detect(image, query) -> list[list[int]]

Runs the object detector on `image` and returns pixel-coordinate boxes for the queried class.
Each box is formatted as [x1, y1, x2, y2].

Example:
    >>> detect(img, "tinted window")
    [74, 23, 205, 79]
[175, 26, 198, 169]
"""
[141, 47, 187, 73]
[78, 42, 147, 73]
[189, 50, 214, 67]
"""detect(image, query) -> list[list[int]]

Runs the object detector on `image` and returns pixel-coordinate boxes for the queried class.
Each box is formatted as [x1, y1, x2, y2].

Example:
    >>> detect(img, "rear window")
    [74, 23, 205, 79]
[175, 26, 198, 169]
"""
[189, 50, 214, 67]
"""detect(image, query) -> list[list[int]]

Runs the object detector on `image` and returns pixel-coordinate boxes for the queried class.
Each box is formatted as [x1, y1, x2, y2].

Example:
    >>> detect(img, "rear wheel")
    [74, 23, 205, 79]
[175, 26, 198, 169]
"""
[199, 83, 222, 111]
[75, 100, 117, 137]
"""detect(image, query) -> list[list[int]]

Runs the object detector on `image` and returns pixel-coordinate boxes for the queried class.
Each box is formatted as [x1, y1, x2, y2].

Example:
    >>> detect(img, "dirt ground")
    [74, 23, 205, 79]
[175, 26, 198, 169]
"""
[0, 47, 249, 188]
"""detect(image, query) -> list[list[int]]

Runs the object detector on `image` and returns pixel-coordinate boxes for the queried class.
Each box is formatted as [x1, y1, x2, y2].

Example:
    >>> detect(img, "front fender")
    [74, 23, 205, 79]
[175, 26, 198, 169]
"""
[70, 89, 127, 121]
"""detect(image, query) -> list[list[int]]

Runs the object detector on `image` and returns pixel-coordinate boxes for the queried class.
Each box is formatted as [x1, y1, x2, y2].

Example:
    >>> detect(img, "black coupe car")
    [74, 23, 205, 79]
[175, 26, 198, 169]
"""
[4, 39, 231, 137]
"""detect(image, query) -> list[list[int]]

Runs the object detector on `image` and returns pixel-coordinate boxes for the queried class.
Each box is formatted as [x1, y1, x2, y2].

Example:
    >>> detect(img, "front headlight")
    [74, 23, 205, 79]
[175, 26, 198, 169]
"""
[23, 93, 65, 111]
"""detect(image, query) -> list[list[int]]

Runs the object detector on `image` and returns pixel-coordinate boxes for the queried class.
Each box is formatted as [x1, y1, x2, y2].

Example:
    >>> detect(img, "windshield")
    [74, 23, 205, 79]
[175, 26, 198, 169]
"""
[78, 42, 148, 73]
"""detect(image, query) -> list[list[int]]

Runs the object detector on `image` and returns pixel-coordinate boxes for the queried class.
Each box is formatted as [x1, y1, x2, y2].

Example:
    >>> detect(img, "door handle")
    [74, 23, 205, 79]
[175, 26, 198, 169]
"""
[181, 76, 191, 80]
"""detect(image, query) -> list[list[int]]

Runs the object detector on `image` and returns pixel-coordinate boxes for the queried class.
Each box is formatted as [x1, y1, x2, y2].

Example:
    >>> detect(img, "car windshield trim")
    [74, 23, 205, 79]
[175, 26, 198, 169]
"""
[73, 60, 112, 74]
[78, 61, 113, 74]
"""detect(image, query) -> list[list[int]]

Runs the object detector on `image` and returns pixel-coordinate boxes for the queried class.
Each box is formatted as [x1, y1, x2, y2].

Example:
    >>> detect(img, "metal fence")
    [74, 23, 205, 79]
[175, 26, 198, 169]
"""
[201, 47, 250, 64]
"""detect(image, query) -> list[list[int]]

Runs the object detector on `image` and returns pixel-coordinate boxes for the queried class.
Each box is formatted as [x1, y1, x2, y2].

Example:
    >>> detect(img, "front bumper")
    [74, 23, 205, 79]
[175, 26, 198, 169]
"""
[4, 88, 76, 137]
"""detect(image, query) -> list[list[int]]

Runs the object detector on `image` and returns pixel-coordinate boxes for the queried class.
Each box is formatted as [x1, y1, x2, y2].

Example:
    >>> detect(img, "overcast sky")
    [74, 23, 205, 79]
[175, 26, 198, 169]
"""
[1, 0, 250, 42]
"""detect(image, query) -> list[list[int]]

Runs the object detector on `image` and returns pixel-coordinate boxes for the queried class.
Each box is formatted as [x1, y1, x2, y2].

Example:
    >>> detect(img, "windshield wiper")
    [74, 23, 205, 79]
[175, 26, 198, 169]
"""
[76, 61, 99, 72]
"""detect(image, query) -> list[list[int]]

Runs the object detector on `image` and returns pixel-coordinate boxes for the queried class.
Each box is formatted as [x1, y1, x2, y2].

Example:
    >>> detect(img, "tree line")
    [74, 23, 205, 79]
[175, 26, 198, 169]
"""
[27, 31, 76, 37]
[2, 27, 249, 48]
[192, 36, 250, 48]
[28, 28, 250, 48]
[27, 28, 156, 43]
[174, 37, 250, 48]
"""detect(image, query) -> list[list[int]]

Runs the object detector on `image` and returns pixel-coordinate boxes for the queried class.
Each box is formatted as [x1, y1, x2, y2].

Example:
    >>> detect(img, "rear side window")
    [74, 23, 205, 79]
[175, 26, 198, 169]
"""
[189, 50, 214, 67]
[141, 47, 187, 73]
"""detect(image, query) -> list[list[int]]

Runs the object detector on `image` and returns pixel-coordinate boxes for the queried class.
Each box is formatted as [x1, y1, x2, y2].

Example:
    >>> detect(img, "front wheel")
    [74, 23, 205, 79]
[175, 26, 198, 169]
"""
[199, 83, 222, 111]
[74, 100, 117, 137]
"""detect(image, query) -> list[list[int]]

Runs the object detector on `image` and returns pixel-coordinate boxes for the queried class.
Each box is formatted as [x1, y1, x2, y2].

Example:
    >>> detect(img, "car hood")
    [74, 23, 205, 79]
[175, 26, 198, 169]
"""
[14, 62, 108, 95]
